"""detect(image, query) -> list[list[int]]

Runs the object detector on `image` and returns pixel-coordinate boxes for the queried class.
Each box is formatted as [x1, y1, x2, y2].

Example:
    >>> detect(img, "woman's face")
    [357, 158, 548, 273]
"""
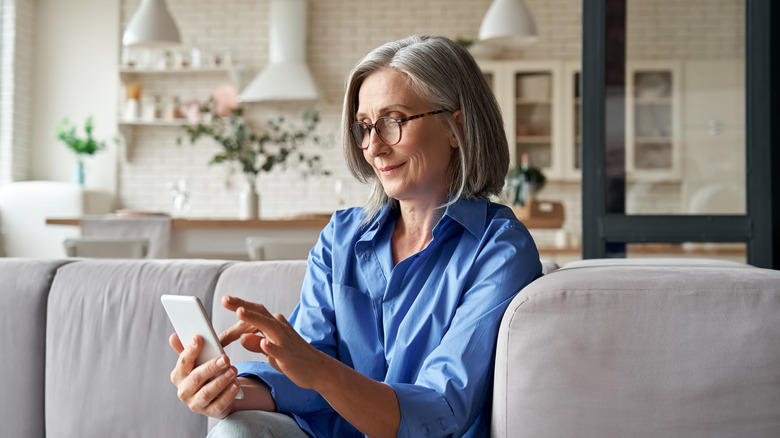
[357, 68, 457, 206]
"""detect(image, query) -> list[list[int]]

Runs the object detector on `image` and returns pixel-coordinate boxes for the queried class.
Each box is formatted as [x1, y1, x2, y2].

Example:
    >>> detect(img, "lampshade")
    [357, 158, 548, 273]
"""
[122, 0, 181, 47]
[478, 0, 538, 46]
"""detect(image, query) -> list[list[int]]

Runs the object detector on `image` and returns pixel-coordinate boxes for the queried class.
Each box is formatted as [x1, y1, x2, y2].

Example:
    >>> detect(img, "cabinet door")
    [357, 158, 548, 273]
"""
[625, 61, 682, 181]
[563, 62, 582, 181]
[478, 60, 514, 157]
[505, 61, 565, 179]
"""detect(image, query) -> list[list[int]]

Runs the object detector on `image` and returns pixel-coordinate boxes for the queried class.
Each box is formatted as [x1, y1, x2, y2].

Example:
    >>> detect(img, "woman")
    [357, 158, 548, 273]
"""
[169, 35, 541, 438]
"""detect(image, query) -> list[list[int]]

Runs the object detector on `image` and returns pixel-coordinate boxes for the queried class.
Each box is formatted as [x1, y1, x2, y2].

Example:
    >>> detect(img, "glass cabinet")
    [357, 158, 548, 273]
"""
[625, 61, 682, 180]
[479, 61, 566, 179]
[481, 60, 681, 182]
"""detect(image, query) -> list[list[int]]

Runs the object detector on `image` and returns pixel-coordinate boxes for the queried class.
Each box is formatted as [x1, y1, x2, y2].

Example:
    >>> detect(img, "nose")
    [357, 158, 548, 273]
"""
[363, 126, 389, 156]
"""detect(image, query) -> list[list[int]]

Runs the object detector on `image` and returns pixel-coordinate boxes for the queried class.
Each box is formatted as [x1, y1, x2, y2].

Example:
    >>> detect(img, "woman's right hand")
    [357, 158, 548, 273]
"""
[169, 333, 242, 419]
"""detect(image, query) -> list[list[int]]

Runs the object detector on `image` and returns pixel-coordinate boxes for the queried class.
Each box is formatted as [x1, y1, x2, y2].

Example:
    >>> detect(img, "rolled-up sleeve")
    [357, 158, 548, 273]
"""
[236, 214, 341, 415]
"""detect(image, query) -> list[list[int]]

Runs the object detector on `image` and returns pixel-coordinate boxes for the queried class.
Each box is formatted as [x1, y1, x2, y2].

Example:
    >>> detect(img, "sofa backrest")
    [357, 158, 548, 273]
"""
[0, 258, 72, 438]
[492, 259, 780, 437]
[43, 259, 231, 438]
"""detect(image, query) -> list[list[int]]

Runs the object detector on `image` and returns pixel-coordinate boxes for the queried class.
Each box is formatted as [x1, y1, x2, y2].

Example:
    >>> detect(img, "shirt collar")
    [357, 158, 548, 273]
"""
[436, 197, 487, 239]
[358, 198, 488, 243]
[356, 204, 397, 245]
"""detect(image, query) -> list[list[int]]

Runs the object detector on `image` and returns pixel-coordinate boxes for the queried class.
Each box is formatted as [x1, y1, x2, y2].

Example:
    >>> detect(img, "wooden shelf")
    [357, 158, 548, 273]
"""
[120, 67, 235, 74]
[119, 119, 190, 127]
[515, 99, 553, 105]
[516, 135, 553, 144]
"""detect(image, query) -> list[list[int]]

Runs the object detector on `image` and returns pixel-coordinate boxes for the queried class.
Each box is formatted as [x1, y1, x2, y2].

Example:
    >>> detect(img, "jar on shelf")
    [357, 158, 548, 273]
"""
[174, 50, 190, 69]
[141, 95, 161, 121]
[162, 96, 182, 120]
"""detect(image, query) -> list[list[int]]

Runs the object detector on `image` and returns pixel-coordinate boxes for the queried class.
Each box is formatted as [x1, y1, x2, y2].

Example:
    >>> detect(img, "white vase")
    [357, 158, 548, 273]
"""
[238, 180, 259, 219]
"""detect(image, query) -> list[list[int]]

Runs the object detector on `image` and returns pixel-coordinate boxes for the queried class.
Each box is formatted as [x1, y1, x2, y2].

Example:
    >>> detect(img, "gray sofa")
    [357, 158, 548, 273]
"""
[2, 257, 779, 437]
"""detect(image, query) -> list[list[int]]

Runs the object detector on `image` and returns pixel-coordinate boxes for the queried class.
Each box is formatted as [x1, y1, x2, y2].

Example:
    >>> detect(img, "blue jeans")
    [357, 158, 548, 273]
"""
[207, 411, 309, 438]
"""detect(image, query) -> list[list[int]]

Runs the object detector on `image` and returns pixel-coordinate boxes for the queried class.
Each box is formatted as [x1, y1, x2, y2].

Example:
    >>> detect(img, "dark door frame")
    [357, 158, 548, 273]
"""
[581, 0, 779, 268]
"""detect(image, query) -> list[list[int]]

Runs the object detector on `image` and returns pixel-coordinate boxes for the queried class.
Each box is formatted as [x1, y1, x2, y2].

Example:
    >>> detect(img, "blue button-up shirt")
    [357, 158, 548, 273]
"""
[236, 198, 541, 437]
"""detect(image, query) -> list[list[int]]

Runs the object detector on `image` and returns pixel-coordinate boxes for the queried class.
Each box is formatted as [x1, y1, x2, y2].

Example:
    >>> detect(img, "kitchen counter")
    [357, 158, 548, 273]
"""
[45, 215, 332, 229]
[46, 215, 331, 260]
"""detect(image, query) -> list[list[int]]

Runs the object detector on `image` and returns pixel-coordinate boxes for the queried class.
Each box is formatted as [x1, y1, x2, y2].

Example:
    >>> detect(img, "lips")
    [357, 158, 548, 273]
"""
[378, 162, 405, 175]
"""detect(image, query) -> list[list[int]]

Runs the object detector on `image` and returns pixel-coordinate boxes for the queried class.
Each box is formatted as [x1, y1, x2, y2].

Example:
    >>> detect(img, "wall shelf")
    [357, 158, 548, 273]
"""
[117, 66, 249, 163]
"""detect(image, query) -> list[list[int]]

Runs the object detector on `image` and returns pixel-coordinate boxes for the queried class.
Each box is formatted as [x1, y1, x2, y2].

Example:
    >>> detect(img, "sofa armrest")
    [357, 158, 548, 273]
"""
[492, 259, 780, 437]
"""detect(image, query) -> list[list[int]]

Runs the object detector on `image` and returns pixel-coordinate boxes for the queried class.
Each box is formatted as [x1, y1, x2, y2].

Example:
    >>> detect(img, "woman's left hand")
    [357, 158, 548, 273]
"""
[219, 295, 331, 391]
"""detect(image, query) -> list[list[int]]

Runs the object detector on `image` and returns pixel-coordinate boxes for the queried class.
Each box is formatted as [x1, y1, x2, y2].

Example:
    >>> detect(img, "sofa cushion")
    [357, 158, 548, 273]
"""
[211, 260, 308, 365]
[44, 259, 230, 438]
[208, 260, 308, 433]
[492, 259, 780, 437]
[0, 258, 71, 438]
[539, 258, 559, 275]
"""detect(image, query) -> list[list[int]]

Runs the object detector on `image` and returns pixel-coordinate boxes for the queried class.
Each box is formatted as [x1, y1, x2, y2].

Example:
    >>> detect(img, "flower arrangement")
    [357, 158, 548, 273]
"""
[177, 100, 329, 186]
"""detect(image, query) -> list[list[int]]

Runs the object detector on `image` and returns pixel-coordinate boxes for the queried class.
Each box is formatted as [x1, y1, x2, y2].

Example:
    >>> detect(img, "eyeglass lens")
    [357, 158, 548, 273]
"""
[352, 118, 400, 149]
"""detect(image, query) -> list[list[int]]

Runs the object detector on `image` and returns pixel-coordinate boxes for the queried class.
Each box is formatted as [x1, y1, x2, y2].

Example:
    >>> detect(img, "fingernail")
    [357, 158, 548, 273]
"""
[216, 356, 226, 367]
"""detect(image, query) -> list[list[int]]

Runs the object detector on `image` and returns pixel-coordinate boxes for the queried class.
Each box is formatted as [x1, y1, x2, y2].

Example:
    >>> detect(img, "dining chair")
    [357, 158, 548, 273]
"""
[245, 237, 314, 261]
[63, 237, 150, 259]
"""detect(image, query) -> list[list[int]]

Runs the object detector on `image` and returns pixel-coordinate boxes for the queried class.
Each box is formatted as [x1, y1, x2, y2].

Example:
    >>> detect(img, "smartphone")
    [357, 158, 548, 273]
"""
[161, 295, 244, 399]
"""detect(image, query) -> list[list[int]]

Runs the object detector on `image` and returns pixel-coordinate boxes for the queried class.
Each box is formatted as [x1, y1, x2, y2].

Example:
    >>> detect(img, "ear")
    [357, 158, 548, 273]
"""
[450, 110, 464, 149]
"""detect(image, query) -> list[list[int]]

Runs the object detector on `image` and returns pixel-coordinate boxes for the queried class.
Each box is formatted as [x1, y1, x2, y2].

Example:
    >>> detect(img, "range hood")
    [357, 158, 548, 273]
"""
[239, 0, 319, 102]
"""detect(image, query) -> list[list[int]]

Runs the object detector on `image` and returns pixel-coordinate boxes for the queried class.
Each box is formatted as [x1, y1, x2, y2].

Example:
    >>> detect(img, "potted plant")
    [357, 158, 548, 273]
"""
[178, 100, 329, 219]
[505, 153, 546, 206]
[54, 116, 116, 185]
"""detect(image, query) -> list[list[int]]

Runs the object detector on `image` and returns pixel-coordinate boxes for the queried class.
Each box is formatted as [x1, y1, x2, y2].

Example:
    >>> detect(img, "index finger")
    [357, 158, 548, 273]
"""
[169, 332, 184, 354]
[222, 295, 255, 312]
[218, 319, 259, 347]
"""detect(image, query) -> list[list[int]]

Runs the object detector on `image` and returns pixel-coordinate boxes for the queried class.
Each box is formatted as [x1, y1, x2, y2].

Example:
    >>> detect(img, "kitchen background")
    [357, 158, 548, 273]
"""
[1, 0, 744, 253]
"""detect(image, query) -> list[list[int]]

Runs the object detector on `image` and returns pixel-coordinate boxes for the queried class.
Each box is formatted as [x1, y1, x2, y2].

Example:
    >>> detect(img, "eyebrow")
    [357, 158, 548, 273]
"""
[355, 104, 414, 120]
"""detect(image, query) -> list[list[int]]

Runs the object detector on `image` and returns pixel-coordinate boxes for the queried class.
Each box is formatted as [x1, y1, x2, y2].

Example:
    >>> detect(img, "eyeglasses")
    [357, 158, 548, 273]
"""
[351, 109, 450, 149]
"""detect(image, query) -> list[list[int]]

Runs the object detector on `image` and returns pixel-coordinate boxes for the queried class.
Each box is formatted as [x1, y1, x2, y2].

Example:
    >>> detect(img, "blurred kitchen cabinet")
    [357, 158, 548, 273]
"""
[480, 61, 567, 180]
[482, 59, 682, 183]
[626, 60, 683, 181]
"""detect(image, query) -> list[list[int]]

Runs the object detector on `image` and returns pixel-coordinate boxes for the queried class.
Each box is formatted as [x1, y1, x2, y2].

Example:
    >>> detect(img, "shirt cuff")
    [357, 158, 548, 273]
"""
[388, 382, 458, 438]
[235, 361, 324, 414]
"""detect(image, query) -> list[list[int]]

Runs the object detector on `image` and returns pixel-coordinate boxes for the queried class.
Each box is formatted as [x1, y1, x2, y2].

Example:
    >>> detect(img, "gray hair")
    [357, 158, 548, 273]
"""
[341, 35, 509, 221]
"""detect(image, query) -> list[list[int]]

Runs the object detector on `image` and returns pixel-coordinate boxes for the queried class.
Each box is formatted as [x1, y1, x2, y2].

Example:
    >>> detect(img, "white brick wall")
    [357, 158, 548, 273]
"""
[0, 0, 35, 184]
[109, 0, 742, 229]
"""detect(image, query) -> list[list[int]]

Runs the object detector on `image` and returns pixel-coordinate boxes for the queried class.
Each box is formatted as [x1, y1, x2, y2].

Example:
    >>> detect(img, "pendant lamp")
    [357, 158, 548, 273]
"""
[122, 0, 182, 47]
[478, 0, 538, 46]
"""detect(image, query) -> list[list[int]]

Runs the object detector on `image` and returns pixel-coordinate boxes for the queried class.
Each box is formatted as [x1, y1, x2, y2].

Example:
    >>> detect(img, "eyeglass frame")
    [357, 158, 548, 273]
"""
[351, 109, 451, 150]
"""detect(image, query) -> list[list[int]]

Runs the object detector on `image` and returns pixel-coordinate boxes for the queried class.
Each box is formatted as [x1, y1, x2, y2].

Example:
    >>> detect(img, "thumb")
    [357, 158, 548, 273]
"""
[240, 333, 267, 354]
